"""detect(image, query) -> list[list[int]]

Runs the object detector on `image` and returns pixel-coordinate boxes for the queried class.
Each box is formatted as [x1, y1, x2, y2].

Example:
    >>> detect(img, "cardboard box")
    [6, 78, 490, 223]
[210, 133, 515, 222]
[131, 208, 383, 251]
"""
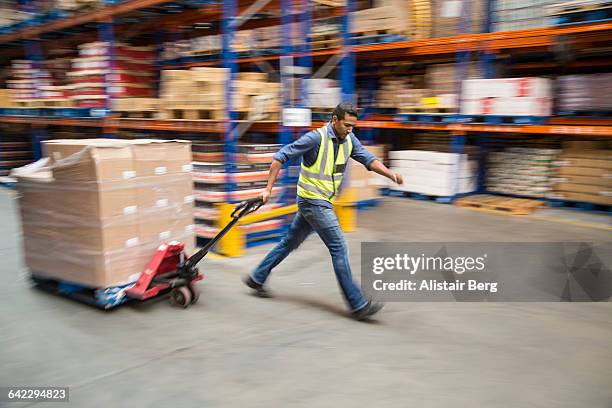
[16, 139, 195, 288]
[42, 139, 136, 182]
[553, 183, 608, 195]
[549, 191, 612, 206]
[557, 166, 612, 178]
[552, 174, 612, 188]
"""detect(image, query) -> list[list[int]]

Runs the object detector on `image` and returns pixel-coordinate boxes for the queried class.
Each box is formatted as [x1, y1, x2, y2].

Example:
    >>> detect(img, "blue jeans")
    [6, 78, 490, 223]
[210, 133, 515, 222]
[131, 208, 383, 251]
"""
[250, 202, 369, 312]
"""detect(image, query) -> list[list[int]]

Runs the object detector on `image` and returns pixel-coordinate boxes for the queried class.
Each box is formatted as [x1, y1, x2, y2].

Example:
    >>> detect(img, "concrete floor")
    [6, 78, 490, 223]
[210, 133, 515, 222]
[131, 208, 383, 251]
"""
[1, 189, 611, 408]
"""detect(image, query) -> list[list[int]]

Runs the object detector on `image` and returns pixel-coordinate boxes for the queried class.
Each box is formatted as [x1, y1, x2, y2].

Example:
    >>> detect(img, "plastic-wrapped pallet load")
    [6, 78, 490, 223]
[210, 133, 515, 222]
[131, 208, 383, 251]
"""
[487, 147, 561, 197]
[493, 0, 556, 31]
[551, 142, 612, 206]
[461, 77, 552, 116]
[432, 0, 485, 37]
[389, 149, 477, 196]
[68, 42, 156, 108]
[557, 74, 612, 114]
[13, 139, 195, 289]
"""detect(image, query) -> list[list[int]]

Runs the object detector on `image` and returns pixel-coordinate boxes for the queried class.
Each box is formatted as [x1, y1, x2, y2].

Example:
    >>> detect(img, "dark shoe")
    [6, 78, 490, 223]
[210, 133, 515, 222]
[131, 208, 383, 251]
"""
[244, 276, 273, 298]
[352, 301, 385, 321]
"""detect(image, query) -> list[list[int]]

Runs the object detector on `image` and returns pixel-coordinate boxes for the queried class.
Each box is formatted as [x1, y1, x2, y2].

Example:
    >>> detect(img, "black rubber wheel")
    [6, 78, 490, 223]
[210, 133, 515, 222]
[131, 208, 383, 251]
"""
[188, 284, 200, 305]
[169, 287, 192, 308]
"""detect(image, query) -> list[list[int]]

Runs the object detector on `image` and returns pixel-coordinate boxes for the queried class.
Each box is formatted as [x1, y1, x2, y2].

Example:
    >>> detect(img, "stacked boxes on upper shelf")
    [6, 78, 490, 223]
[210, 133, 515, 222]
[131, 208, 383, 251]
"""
[557, 74, 612, 115]
[493, 0, 556, 31]
[432, 0, 484, 37]
[68, 42, 156, 108]
[159, 69, 280, 120]
[461, 77, 552, 116]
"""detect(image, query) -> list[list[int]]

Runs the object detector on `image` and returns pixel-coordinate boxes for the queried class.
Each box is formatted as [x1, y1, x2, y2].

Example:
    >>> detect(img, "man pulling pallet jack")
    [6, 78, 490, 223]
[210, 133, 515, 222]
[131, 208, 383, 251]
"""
[244, 102, 404, 320]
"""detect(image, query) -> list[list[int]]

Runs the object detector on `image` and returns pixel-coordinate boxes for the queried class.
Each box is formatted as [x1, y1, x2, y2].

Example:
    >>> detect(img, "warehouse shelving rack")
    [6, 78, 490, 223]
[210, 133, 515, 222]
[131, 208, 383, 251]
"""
[1, 0, 612, 210]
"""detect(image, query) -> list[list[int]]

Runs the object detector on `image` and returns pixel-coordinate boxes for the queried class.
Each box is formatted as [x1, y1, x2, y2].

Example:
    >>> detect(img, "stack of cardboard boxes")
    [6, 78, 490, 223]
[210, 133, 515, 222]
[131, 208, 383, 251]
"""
[432, 0, 484, 37]
[390, 149, 477, 196]
[159, 68, 280, 120]
[493, 0, 556, 31]
[15, 139, 194, 288]
[461, 77, 552, 116]
[557, 74, 612, 114]
[551, 142, 612, 206]
[487, 146, 560, 197]
[68, 42, 156, 108]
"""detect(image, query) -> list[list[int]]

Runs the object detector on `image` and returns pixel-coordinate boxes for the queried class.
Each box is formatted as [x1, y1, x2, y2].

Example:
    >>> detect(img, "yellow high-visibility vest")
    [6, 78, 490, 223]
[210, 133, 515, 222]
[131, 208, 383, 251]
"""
[297, 125, 353, 203]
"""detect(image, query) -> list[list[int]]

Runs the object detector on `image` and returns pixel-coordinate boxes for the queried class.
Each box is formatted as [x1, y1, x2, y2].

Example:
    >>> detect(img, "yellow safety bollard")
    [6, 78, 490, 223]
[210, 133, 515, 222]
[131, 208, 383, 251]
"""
[335, 187, 357, 233]
[216, 202, 245, 257]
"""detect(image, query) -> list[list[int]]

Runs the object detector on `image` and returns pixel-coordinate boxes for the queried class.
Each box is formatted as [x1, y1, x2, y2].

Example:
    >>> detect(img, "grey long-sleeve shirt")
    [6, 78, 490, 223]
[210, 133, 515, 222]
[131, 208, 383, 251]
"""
[273, 122, 378, 208]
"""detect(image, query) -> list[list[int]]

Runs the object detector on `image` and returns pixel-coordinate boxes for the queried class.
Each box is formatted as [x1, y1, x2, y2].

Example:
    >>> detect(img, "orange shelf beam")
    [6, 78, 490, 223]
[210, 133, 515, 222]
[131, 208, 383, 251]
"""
[1, 116, 612, 136]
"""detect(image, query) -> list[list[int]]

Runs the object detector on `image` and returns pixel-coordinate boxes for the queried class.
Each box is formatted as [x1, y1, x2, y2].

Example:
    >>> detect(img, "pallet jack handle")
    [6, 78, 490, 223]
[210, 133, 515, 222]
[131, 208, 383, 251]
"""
[183, 197, 264, 269]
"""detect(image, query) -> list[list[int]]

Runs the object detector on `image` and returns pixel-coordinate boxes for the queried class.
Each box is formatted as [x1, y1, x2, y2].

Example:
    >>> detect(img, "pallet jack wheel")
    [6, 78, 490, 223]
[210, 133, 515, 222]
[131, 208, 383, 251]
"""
[169, 286, 192, 308]
[188, 284, 200, 305]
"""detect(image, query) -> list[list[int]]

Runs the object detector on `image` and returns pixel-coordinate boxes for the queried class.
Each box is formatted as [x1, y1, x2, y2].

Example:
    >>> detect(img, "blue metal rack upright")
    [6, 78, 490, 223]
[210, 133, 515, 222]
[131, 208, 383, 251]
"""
[340, 0, 355, 103]
[222, 0, 238, 203]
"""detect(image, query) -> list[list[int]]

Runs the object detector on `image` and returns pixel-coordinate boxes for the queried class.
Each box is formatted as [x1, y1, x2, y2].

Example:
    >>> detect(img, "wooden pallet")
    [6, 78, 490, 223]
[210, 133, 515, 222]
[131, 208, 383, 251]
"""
[455, 195, 546, 215]
[160, 108, 226, 120]
[354, 28, 406, 37]
[114, 110, 158, 119]
[311, 38, 341, 50]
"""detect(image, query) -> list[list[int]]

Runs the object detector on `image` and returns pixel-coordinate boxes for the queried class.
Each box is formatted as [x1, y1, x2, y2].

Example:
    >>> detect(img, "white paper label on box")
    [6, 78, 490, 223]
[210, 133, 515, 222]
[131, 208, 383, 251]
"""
[186, 224, 195, 233]
[155, 166, 168, 175]
[182, 164, 193, 173]
[156, 199, 169, 208]
[441, 0, 462, 17]
[601, 191, 612, 197]
[283, 108, 312, 127]
[184, 195, 195, 204]
[125, 237, 140, 248]
[123, 170, 136, 179]
[123, 205, 138, 215]
[159, 231, 171, 240]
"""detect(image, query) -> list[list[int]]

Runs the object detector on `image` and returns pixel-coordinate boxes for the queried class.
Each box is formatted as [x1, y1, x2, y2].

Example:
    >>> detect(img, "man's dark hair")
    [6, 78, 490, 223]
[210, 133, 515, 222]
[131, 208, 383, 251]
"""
[332, 102, 358, 120]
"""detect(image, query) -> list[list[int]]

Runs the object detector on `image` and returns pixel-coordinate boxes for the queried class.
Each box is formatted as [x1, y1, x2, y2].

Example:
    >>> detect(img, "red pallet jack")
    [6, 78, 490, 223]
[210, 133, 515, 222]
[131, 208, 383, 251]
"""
[125, 197, 264, 308]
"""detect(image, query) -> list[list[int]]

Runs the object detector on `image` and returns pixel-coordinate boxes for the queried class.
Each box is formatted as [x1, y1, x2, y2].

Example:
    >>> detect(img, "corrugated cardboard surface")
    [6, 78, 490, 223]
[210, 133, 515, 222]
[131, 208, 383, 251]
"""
[17, 139, 195, 288]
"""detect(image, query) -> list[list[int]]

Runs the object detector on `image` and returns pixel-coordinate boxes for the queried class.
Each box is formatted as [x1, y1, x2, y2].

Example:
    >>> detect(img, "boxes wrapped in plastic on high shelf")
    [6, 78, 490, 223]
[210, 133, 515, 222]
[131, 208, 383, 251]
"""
[13, 139, 195, 289]
[460, 77, 552, 116]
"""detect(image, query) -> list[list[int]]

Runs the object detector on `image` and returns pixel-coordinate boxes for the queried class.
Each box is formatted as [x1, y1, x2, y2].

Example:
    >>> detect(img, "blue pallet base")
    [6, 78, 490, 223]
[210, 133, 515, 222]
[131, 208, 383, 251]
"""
[396, 113, 460, 124]
[457, 115, 549, 125]
[0, 107, 110, 118]
[31, 275, 134, 309]
[557, 110, 612, 117]
[548, 199, 611, 213]
[44, 107, 111, 118]
[355, 198, 382, 210]
[350, 34, 407, 45]
[552, 8, 612, 26]
[0, 108, 42, 116]
[0, 181, 16, 189]
[381, 188, 454, 204]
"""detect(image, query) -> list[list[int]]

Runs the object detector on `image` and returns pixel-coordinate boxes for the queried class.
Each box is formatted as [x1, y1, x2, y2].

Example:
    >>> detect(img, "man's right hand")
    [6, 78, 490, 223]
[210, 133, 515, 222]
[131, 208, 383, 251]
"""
[261, 189, 271, 204]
